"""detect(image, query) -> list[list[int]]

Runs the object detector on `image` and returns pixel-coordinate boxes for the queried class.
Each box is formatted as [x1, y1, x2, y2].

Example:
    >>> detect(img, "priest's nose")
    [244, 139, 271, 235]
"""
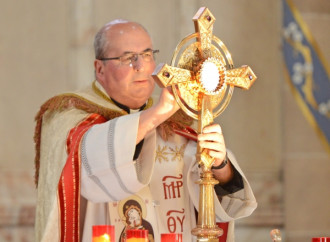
[130, 55, 145, 71]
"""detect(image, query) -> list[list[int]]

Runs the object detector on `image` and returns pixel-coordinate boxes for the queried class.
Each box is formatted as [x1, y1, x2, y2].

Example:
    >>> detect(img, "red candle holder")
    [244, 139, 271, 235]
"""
[312, 238, 330, 242]
[126, 229, 148, 242]
[161, 233, 182, 242]
[92, 225, 115, 242]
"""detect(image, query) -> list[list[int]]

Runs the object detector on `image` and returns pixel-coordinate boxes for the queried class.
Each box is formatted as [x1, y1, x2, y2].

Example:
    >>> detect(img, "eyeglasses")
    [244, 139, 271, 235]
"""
[98, 49, 159, 66]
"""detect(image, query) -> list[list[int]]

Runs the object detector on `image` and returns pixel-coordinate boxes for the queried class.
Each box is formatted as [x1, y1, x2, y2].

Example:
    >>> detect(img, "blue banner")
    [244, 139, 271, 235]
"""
[282, 0, 330, 153]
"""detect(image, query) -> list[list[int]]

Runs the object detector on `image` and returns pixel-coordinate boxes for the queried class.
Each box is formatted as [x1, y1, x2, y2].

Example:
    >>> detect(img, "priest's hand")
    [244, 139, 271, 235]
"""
[137, 87, 179, 144]
[157, 86, 180, 116]
[198, 124, 234, 184]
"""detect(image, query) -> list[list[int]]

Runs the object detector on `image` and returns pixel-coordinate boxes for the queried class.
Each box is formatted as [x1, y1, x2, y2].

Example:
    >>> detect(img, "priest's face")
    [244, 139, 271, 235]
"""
[95, 22, 155, 109]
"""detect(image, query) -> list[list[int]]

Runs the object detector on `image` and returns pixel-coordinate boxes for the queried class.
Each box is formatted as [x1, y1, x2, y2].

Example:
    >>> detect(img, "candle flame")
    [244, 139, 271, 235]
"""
[93, 233, 111, 242]
[102, 233, 110, 240]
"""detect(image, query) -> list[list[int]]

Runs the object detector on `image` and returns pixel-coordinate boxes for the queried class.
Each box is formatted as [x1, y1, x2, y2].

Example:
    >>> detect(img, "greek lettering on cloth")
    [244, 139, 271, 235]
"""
[160, 125, 230, 241]
[150, 131, 194, 239]
[58, 113, 107, 242]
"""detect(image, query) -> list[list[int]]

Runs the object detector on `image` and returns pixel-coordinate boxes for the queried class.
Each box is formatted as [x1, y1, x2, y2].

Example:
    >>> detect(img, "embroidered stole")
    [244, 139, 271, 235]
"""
[58, 114, 107, 242]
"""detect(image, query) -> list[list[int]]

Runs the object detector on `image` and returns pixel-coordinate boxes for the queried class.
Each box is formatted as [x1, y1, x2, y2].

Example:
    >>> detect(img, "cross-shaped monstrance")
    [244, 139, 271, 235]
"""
[152, 7, 257, 241]
[153, 7, 256, 169]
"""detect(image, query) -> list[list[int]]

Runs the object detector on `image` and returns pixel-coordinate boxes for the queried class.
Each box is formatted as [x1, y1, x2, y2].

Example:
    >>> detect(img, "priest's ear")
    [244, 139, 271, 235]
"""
[94, 59, 105, 81]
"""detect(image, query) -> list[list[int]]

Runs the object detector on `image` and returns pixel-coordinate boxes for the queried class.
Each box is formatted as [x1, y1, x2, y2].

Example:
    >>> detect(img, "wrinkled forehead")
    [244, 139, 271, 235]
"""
[105, 23, 152, 53]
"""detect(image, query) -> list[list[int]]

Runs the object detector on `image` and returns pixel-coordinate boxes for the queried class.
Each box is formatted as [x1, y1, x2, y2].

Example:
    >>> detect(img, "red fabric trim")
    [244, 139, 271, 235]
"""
[58, 113, 107, 242]
[217, 222, 229, 242]
[173, 126, 198, 142]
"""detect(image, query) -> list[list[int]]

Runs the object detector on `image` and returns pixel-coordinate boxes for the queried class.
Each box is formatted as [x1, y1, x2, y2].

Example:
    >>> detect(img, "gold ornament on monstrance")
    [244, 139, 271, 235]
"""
[152, 7, 257, 241]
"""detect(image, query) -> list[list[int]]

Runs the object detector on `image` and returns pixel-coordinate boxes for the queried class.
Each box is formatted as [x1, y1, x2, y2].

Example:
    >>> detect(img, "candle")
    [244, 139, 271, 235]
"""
[161, 233, 182, 242]
[92, 225, 115, 242]
[93, 234, 111, 242]
[126, 229, 148, 242]
[312, 238, 330, 242]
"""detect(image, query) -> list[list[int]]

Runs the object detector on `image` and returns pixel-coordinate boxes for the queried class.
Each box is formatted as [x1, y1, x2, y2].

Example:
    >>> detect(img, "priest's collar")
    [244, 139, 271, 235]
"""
[92, 80, 150, 113]
[110, 96, 146, 113]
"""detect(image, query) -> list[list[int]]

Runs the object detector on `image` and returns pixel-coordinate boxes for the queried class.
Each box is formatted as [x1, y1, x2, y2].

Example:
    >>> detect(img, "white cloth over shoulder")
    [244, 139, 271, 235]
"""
[81, 112, 156, 202]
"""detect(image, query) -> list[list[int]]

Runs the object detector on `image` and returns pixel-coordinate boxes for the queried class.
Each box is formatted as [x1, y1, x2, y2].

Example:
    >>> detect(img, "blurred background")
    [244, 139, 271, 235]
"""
[0, 0, 329, 241]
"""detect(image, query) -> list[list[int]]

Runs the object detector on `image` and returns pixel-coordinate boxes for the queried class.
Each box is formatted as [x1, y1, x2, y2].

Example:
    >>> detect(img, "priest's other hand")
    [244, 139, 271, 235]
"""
[198, 124, 233, 183]
[198, 123, 226, 163]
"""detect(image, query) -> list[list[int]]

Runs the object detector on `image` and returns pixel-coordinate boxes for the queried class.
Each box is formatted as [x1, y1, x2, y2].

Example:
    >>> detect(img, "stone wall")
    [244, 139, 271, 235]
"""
[283, 0, 330, 241]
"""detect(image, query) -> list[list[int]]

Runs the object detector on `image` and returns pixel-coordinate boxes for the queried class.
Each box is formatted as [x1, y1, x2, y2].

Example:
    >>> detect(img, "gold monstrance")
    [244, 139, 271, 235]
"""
[152, 7, 257, 242]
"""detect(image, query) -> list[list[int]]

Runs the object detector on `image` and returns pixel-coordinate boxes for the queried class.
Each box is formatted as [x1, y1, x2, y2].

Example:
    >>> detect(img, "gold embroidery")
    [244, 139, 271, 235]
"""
[155, 145, 170, 163]
[92, 80, 114, 104]
[156, 143, 187, 163]
[169, 144, 187, 162]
